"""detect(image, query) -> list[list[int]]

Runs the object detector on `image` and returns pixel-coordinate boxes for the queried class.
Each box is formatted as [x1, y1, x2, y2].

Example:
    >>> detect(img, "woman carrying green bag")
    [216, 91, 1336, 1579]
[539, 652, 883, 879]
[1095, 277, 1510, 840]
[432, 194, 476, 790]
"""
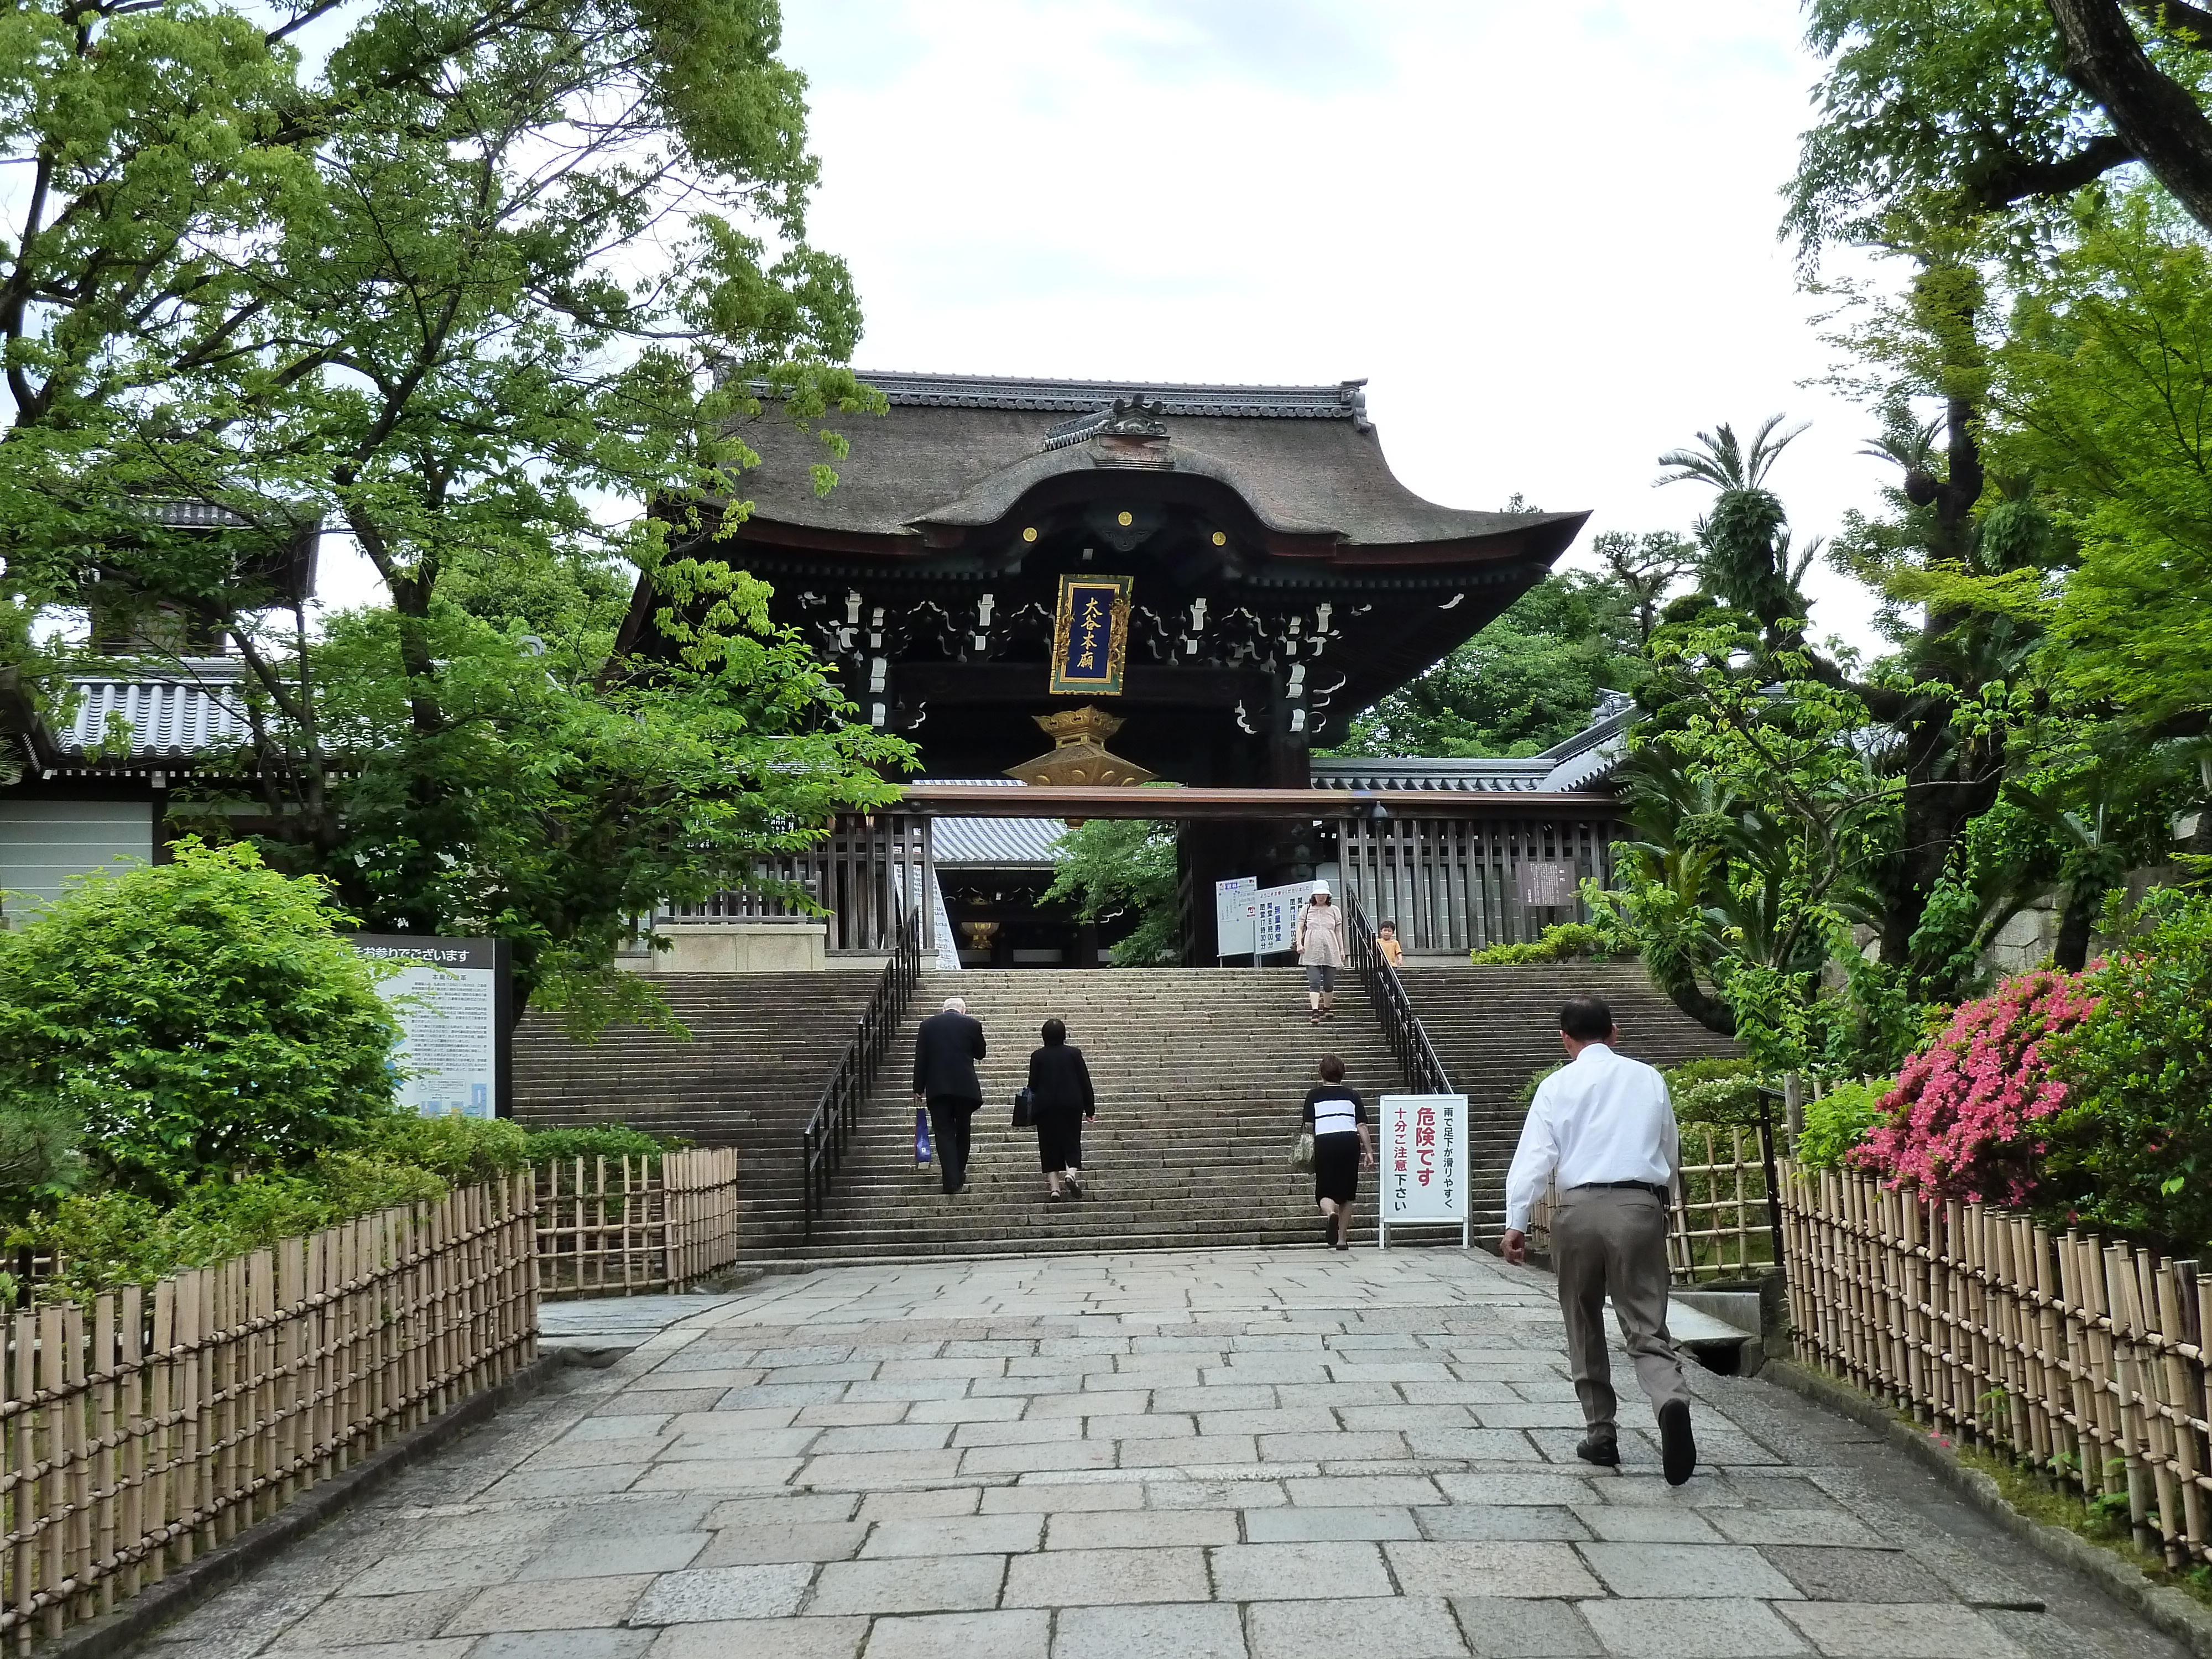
[1302, 1055, 1375, 1250]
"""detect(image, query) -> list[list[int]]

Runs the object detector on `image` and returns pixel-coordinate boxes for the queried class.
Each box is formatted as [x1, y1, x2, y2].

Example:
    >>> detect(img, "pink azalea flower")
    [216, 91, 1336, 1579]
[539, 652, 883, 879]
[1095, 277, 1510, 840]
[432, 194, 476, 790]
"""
[1853, 970, 2099, 1204]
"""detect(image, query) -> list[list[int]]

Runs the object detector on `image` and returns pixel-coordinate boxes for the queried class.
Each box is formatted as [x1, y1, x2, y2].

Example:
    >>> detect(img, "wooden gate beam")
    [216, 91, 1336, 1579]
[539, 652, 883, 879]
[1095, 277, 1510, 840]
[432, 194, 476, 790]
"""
[894, 783, 1618, 820]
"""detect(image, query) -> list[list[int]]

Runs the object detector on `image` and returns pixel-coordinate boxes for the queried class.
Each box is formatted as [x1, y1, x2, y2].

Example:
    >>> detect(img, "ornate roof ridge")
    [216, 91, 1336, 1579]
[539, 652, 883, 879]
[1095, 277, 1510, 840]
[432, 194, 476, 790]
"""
[846, 371, 1368, 421]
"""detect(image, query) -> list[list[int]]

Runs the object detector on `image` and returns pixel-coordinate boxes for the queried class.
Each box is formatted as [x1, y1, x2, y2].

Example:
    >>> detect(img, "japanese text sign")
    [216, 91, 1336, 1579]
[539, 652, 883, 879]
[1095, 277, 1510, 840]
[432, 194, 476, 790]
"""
[353, 934, 512, 1120]
[1050, 573, 1134, 695]
[1380, 1093, 1469, 1224]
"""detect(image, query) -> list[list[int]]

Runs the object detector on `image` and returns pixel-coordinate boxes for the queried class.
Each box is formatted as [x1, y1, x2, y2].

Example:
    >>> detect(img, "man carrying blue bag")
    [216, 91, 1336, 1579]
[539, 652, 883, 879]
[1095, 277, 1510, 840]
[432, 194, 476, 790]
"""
[912, 995, 986, 1196]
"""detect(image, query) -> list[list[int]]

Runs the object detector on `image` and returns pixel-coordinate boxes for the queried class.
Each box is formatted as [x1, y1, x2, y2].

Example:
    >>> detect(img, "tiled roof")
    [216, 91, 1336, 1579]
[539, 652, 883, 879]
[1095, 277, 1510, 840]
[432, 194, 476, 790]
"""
[838, 372, 1368, 421]
[718, 373, 1584, 555]
[917, 780, 1066, 868]
[1308, 755, 1558, 793]
[1310, 693, 1635, 796]
[59, 660, 252, 763]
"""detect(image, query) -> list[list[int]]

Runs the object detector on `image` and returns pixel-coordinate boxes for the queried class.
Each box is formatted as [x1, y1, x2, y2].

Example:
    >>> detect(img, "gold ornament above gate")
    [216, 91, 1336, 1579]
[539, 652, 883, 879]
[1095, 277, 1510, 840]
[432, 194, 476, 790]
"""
[1005, 706, 1157, 788]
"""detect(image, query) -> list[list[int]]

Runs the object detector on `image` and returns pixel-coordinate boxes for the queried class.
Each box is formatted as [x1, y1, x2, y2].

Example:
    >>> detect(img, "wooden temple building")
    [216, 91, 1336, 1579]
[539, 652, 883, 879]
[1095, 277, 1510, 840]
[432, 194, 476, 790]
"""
[621, 373, 1629, 964]
[0, 371, 1632, 965]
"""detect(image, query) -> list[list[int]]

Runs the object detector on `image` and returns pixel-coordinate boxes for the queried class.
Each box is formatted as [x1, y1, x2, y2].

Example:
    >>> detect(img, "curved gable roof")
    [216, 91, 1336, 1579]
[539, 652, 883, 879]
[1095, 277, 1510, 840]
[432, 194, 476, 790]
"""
[724, 372, 1584, 556]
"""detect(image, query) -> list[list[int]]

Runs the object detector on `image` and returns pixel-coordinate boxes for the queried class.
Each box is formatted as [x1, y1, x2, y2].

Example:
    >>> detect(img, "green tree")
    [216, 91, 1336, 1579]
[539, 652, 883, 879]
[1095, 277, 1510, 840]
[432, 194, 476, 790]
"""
[1600, 615, 1897, 1065]
[1992, 192, 2212, 752]
[1039, 819, 1181, 967]
[1327, 570, 1653, 759]
[1787, 0, 2212, 252]
[0, 0, 913, 1027]
[0, 839, 400, 1200]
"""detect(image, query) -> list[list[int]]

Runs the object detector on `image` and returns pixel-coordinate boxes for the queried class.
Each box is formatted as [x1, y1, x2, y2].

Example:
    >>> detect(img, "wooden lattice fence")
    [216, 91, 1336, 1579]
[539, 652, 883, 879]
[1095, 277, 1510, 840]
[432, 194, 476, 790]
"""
[1670, 1123, 1781, 1282]
[1783, 1160, 2212, 1568]
[1521, 1122, 1782, 1286]
[533, 1147, 740, 1298]
[0, 1174, 537, 1648]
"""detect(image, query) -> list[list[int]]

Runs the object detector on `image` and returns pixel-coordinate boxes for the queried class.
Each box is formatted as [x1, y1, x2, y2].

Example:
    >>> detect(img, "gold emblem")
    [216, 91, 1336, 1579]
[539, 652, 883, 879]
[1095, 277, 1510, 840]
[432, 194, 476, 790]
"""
[1005, 706, 1159, 788]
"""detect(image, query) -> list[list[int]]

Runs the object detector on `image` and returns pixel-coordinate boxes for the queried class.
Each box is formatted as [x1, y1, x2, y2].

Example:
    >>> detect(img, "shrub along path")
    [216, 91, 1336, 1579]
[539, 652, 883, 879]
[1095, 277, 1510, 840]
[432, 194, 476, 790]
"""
[138, 1248, 2177, 1658]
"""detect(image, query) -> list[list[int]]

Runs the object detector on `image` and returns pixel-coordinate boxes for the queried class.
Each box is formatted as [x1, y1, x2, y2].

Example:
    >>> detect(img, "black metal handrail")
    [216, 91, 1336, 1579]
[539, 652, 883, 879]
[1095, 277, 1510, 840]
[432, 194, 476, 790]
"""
[802, 907, 923, 1240]
[1345, 894, 1453, 1095]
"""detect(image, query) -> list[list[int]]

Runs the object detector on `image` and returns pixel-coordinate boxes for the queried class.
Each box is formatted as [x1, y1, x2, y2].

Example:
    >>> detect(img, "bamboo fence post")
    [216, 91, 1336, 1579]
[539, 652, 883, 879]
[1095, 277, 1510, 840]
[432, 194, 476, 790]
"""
[117, 1284, 142, 1603]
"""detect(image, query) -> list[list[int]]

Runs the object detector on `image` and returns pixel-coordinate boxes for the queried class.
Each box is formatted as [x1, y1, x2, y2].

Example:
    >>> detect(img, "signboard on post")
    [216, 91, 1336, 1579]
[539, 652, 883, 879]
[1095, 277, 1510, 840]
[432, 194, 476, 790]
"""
[353, 935, 513, 1119]
[1379, 1092, 1470, 1248]
[1214, 876, 1258, 958]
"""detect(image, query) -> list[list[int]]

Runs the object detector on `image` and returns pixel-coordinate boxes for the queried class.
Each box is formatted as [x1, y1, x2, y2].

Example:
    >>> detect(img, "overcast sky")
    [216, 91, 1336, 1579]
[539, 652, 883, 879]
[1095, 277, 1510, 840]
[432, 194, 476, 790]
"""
[308, 2, 1900, 650]
[771, 0, 1895, 650]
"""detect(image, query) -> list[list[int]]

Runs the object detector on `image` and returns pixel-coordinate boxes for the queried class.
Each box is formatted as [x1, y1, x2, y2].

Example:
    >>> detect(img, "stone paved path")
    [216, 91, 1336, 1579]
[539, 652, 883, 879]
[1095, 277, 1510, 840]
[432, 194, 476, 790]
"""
[148, 1249, 2188, 1659]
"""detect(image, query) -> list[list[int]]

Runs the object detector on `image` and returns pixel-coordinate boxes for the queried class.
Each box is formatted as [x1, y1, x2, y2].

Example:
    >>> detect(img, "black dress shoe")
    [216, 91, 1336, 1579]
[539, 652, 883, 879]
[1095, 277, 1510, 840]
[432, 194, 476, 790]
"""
[1659, 1399, 1696, 1485]
[1574, 1433, 1621, 1468]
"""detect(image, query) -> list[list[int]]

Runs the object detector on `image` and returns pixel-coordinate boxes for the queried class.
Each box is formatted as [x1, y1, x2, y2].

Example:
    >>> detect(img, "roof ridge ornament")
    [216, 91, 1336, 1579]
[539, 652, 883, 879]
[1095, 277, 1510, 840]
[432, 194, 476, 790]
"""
[1090, 395, 1174, 470]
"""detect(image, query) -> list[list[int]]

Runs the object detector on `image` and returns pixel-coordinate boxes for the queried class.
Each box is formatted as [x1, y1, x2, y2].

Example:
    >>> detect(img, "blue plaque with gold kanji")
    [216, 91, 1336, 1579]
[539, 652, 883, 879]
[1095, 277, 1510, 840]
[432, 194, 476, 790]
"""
[1049, 573, 1133, 696]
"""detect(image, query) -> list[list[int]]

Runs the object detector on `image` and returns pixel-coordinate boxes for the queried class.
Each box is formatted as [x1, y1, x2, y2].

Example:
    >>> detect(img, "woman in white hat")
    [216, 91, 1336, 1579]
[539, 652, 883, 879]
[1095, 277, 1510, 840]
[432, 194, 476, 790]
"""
[1295, 882, 1347, 1024]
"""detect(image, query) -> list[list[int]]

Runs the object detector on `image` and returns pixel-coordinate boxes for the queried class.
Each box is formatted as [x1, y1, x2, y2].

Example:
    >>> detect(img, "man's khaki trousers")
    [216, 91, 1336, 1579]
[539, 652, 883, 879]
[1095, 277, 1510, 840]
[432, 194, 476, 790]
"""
[1551, 1185, 1691, 1440]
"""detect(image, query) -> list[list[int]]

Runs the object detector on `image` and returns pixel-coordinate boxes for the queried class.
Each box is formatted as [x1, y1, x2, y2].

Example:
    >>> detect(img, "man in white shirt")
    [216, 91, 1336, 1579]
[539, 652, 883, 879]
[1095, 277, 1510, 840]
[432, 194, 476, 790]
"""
[1500, 996, 1695, 1484]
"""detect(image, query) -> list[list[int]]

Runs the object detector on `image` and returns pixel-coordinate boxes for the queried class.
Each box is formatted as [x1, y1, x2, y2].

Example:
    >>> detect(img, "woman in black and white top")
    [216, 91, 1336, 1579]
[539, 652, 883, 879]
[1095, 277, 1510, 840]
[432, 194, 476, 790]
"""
[1302, 1053, 1375, 1250]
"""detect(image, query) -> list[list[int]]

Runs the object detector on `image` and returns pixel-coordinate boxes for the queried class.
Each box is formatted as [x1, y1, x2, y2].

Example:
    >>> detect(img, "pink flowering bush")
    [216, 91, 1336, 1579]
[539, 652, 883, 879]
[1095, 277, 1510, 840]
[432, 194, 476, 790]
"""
[1853, 969, 2099, 1204]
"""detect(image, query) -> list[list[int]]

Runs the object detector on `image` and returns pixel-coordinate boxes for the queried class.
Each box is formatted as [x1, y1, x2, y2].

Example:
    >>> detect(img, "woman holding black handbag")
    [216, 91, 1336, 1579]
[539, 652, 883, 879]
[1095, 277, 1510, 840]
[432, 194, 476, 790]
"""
[1303, 1053, 1375, 1249]
[1026, 1018, 1096, 1202]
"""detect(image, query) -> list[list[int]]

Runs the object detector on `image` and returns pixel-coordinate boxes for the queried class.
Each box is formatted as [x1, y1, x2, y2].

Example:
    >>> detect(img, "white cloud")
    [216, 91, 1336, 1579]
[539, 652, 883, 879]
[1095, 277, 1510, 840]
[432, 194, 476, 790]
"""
[779, 0, 1899, 649]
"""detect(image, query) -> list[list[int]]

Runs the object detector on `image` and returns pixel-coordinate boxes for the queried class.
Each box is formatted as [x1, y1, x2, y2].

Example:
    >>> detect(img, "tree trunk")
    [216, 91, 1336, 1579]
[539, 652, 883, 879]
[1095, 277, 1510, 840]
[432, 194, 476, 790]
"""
[1646, 953, 1738, 1037]
[2047, 0, 2212, 234]
[2054, 883, 2096, 973]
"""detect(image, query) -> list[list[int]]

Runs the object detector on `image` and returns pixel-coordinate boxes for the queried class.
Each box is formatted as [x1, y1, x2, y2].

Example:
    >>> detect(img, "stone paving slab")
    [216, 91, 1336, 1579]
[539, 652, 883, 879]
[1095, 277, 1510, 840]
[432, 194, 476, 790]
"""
[139, 1248, 2188, 1658]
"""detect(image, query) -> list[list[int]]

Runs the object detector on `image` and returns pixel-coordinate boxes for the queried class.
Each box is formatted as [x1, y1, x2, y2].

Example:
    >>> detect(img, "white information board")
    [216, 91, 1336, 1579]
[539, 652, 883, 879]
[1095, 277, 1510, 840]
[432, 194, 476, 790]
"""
[1250, 881, 1311, 957]
[354, 935, 510, 1119]
[1378, 1092, 1470, 1248]
[1214, 876, 1258, 957]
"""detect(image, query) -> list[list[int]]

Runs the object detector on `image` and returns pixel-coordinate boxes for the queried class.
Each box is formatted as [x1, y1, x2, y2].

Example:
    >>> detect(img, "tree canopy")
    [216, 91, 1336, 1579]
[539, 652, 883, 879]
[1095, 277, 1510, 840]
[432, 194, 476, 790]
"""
[0, 0, 912, 1029]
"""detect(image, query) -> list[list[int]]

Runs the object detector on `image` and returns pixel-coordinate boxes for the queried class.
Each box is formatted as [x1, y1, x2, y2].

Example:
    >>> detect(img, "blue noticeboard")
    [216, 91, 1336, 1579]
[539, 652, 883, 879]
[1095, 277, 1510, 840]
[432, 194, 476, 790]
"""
[352, 935, 513, 1119]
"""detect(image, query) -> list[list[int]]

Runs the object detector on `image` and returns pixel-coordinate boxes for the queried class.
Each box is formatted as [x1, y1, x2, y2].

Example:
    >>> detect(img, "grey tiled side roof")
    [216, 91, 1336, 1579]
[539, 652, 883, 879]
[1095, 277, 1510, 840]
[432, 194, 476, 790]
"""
[916, 779, 1066, 868]
[60, 660, 252, 763]
[1309, 693, 1635, 795]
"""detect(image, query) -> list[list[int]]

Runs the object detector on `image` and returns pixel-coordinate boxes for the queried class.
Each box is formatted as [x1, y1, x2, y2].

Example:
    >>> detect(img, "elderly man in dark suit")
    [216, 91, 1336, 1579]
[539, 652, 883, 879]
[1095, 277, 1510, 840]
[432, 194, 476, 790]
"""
[913, 995, 987, 1196]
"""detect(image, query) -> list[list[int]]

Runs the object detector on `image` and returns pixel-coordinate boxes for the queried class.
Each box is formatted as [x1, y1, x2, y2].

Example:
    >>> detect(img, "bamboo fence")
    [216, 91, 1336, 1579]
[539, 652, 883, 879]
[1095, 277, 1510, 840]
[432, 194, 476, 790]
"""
[1523, 1123, 1780, 1286]
[533, 1147, 740, 1299]
[1782, 1159, 2212, 1568]
[1670, 1124, 1779, 1282]
[0, 1173, 537, 1649]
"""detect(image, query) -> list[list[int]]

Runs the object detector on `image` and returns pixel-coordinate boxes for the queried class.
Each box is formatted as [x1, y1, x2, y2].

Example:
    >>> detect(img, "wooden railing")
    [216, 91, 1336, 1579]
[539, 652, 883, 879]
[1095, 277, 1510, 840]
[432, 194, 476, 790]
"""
[1784, 1160, 2212, 1569]
[0, 1175, 537, 1645]
[1336, 811, 1616, 953]
[1524, 1116, 1783, 1284]
[1345, 894, 1452, 1096]
[802, 907, 924, 1240]
[533, 1148, 741, 1298]
[660, 812, 935, 954]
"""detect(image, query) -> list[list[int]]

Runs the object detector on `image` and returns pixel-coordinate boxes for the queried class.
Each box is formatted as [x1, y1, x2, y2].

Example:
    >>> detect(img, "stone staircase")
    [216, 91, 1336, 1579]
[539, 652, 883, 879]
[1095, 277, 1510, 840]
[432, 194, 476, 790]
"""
[794, 968, 1407, 1259]
[511, 973, 880, 1251]
[509, 961, 1741, 1264]
[1395, 962, 1741, 1243]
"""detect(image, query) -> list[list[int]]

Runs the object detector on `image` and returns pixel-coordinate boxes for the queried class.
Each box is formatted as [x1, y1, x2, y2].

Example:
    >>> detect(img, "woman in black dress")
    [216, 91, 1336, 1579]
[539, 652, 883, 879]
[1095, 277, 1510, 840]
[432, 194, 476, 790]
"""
[1303, 1053, 1375, 1250]
[1027, 1018, 1097, 1202]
